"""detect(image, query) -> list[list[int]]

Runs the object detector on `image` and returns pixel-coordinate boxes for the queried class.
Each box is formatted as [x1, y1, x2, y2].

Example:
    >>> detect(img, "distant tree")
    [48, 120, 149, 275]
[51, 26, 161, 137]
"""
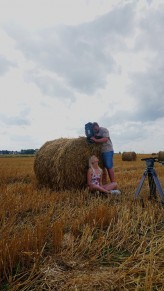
[20, 149, 36, 155]
[1, 150, 10, 154]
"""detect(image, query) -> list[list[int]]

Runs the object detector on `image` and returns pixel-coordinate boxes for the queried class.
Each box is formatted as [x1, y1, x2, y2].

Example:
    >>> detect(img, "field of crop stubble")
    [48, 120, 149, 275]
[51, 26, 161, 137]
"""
[0, 154, 164, 290]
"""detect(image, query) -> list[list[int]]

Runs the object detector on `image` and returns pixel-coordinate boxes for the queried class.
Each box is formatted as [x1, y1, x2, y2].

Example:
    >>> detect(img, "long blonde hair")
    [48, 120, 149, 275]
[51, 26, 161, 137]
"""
[88, 155, 102, 172]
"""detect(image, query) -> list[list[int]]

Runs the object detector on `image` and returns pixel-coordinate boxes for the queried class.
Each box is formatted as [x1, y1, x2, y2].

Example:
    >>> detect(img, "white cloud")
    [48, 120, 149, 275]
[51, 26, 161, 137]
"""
[0, 54, 16, 75]
[0, 0, 163, 153]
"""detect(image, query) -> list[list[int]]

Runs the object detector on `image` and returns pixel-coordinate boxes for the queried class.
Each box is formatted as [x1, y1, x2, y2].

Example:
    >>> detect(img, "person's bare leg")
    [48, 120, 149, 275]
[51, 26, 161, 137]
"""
[107, 168, 115, 183]
[102, 168, 108, 184]
[88, 184, 109, 194]
[103, 182, 118, 191]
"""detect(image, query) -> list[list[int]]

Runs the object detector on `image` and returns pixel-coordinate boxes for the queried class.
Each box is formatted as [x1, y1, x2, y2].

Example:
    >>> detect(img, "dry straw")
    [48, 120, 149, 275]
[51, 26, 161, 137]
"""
[158, 151, 164, 161]
[122, 151, 137, 161]
[34, 137, 103, 190]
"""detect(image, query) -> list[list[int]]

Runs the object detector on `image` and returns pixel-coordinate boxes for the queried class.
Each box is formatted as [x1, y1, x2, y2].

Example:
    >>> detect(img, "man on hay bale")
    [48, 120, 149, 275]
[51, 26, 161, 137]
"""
[34, 122, 121, 195]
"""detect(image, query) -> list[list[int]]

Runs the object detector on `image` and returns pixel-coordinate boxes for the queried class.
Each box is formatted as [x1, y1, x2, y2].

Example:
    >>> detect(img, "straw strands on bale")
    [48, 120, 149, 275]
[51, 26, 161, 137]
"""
[158, 151, 164, 161]
[34, 137, 103, 191]
[122, 151, 137, 161]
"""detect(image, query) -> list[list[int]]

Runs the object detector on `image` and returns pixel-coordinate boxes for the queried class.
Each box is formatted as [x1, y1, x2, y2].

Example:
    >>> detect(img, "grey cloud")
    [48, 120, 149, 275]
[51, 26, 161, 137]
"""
[25, 71, 75, 101]
[122, 3, 164, 124]
[98, 110, 131, 127]
[136, 3, 164, 51]
[111, 120, 157, 152]
[146, 0, 153, 5]
[11, 134, 34, 143]
[4, 2, 136, 94]
[0, 108, 31, 126]
[0, 114, 30, 126]
[112, 122, 146, 142]
[128, 59, 164, 122]
[84, 2, 135, 38]
[0, 54, 15, 75]
[99, 90, 163, 126]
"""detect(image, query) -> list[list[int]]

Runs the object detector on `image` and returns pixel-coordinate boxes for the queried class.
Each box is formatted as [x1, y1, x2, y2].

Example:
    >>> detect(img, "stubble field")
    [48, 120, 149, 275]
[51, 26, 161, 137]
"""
[0, 154, 164, 290]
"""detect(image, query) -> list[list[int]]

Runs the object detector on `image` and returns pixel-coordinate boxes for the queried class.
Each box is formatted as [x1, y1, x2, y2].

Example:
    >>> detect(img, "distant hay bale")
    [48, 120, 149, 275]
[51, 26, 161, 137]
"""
[158, 151, 164, 161]
[34, 137, 103, 190]
[122, 151, 137, 161]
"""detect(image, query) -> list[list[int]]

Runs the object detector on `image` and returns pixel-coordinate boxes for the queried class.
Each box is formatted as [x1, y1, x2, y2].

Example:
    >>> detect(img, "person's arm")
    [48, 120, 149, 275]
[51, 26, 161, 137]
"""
[87, 168, 93, 186]
[90, 136, 108, 143]
[91, 127, 109, 143]
[99, 170, 103, 186]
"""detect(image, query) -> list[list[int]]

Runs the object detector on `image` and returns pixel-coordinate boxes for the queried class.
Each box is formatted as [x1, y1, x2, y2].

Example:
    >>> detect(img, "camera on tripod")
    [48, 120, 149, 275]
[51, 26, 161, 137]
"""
[135, 157, 164, 206]
[141, 157, 164, 167]
[141, 157, 158, 167]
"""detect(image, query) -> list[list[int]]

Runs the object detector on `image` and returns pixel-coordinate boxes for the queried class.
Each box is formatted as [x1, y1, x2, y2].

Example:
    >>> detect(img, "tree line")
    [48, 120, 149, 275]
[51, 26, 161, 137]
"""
[0, 149, 38, 155]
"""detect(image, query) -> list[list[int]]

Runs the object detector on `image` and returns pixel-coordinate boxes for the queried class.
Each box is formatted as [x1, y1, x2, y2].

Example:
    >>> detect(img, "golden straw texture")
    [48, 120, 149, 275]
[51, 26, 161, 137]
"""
[34, 137, 102, 190]
[158, 151, 164, 161]
[122, 151, 137, 161]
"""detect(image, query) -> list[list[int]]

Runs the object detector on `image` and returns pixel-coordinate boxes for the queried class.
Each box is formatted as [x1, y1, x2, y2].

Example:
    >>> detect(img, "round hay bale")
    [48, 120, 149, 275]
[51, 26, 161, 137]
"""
[158, 151, 164, 161]
[122, 151, 137, 161]
[34, 137, 103, 190]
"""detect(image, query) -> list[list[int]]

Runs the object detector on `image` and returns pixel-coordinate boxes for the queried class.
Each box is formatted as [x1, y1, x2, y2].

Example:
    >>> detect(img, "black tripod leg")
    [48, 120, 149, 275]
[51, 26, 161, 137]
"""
[135, 171, 147, 198]
[153, 175, 164, 204]
[148, 172, 157, 200]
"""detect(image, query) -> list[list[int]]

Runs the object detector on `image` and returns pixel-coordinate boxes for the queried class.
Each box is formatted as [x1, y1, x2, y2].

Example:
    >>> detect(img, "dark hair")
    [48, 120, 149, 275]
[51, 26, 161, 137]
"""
[92, 122, 99, 127]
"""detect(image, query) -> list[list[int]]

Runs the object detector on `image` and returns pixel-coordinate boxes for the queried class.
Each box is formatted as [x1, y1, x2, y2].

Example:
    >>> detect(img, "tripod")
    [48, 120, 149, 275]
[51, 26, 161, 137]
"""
[135, 158, 164, 205]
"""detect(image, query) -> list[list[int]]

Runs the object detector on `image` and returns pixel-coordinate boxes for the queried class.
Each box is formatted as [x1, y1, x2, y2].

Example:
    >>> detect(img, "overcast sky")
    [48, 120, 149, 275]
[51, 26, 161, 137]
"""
[0, 0, 164, 153]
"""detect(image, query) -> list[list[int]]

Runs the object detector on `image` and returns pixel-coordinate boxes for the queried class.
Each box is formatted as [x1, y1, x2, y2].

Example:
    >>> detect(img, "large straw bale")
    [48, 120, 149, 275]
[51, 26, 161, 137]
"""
[122, 151, 137, 161]
[34, 137, 103, 190]
[158, 151, 164, 161]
